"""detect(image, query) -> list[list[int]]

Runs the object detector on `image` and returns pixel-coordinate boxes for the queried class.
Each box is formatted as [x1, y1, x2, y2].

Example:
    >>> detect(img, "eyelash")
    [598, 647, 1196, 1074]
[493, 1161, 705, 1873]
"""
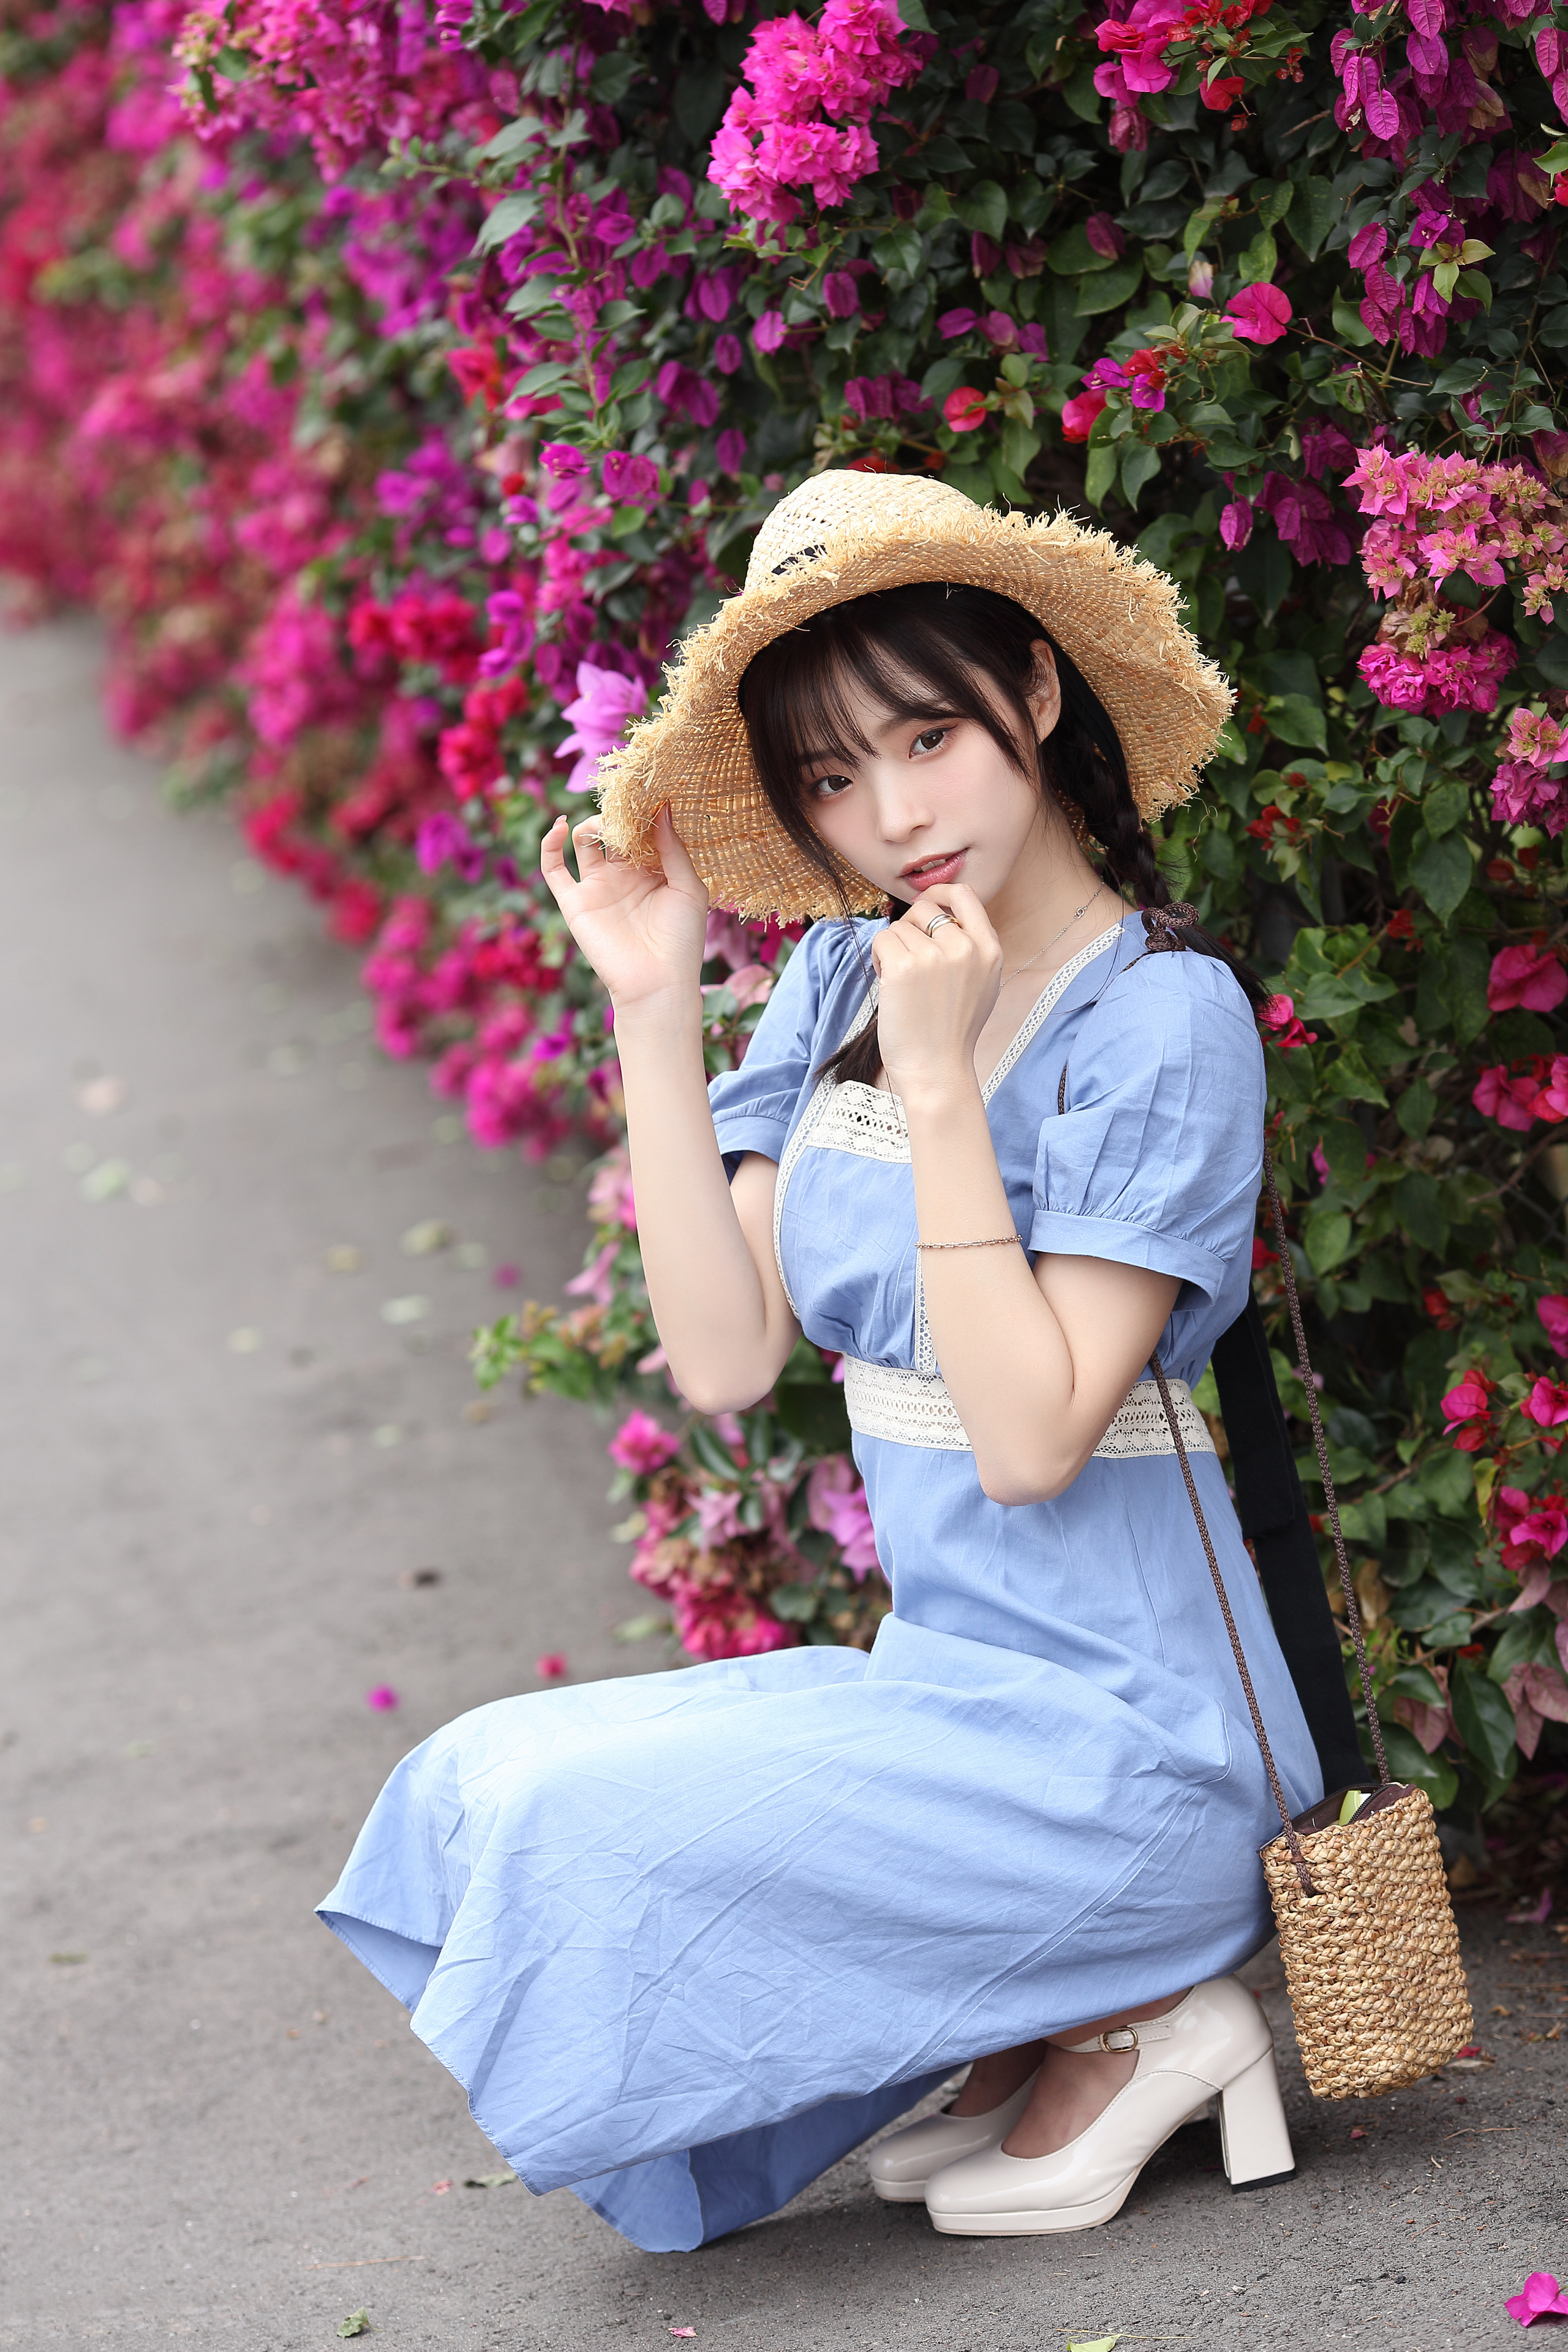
[808, 726, 951, 799]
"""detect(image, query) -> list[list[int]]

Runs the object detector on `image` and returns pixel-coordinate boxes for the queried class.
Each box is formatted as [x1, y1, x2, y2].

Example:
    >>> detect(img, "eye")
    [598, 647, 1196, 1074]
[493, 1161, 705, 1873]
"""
[809, 772, 853, 801]
[912, 726, 949, 755]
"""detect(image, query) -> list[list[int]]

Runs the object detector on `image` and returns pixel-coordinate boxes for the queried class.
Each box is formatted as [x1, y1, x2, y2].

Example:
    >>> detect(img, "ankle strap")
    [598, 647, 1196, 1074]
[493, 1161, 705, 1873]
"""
[1054, 2015, 1177, 2055]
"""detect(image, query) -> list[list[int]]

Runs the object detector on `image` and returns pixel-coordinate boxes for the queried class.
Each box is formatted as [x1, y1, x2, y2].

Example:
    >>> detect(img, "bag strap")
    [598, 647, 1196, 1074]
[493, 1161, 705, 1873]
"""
[1054, 910, 1392, 1893]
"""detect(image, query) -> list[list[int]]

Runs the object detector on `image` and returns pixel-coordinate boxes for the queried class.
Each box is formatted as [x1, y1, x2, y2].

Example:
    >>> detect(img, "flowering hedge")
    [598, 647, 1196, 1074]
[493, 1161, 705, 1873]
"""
[4, 0, 1568, 1887]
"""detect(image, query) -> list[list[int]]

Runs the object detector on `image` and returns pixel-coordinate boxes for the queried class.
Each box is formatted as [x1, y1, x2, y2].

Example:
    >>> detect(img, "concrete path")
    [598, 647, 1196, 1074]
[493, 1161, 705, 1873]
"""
[0, 617, 1561, 2351]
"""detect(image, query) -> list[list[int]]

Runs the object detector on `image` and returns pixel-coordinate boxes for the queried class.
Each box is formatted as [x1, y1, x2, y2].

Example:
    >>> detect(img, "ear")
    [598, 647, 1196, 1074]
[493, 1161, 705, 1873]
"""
[1027, 640, 1062, 744]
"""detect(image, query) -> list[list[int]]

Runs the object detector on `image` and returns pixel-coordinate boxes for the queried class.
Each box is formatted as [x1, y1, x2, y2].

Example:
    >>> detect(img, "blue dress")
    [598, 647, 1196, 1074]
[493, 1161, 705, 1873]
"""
[317, 910, 1321, 2255]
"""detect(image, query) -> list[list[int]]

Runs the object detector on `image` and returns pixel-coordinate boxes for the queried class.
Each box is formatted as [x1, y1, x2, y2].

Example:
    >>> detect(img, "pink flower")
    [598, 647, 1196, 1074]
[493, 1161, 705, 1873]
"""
[609, 1408, 682, 1479]
[694, 1486, 744, 1547]
[1521, 1376, 1568, 1430]
[1186, 254, 1214, 299]
[753, 309, 788, 353]
[1226, 284, 1293, 344]
[588, 1147, 637, 1232]
[822, 270, 859, 318]
[556, 660, 647, 793]
[1495, 1484, 1568, 1570]
[564, 1240, 620, 1307]
[944, 386, 987, 433]
[1258, 993, 1318, 1049]
[938, 306, 978, 339]
[807, 1456, 881, 1579]
[601, 450, 659, 505]
[1441, 1368, 1494, 1447]
[535, 1652, 567, 1680]
[1490, 944, 1568, 1014]
[1085, 210, 1126, 259]
[366, 1685, 399, 1711]
[1060, 386, 1108, 442]
[1537, 1295, 1568, 1358]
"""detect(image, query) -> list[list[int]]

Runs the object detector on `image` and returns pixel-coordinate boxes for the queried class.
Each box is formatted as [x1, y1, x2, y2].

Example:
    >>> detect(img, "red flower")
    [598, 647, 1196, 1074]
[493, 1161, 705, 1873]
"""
[1423, 1287, 1460, 1330]
[944, 387, 988, 433]
[1385, 910, 1418, 944]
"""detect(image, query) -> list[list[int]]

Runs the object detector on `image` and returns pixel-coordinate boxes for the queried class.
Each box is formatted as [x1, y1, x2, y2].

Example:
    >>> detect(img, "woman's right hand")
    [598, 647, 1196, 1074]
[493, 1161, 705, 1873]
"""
[540, 804, 710, 1012]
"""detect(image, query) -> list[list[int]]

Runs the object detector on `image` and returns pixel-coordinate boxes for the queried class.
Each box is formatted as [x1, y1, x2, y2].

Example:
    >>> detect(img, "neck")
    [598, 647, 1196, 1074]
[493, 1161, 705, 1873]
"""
[982, 814, 1115, 977]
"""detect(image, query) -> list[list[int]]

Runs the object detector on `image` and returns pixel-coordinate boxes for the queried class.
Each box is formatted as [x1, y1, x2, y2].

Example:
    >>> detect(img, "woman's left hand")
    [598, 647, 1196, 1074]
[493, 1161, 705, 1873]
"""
[872, 884, 1003, 1101]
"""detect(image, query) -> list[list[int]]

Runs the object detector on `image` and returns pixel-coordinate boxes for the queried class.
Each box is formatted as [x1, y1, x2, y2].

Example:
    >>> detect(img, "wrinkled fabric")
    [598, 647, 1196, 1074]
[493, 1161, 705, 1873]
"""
[319, 912, 1321, 2253]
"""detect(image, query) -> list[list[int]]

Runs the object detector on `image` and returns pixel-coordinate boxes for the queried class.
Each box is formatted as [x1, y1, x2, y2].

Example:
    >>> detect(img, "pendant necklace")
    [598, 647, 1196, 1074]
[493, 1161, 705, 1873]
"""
[999, 884, 1109, 986]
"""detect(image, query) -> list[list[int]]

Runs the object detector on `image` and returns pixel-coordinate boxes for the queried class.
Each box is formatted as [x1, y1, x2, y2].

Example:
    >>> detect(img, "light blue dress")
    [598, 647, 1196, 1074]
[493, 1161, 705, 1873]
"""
[317, 910, 1321, 2255]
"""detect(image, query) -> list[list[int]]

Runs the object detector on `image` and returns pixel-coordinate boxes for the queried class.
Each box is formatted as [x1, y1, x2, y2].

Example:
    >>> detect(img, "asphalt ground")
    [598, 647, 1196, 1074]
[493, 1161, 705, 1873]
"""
[1, 616, 1562, 2351]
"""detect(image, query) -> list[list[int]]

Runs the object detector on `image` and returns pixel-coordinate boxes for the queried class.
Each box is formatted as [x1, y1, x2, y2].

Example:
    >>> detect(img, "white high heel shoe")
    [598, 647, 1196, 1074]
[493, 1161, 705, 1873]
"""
[924, 1975, 1293, 2236]
[867, 2068, 1041, 2203]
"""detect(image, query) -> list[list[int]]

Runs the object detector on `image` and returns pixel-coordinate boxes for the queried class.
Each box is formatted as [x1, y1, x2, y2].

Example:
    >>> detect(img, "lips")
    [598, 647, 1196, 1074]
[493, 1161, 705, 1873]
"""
[900, 850, 967, 889]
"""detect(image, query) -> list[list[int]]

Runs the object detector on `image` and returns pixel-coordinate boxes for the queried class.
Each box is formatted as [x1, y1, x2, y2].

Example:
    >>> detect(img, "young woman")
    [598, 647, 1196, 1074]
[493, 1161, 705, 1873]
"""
[318, 472, 1322, 2252]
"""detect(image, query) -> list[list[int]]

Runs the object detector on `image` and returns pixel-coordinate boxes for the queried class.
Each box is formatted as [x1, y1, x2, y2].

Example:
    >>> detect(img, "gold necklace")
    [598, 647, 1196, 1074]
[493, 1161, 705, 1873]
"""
[998, 886, 1108, 985]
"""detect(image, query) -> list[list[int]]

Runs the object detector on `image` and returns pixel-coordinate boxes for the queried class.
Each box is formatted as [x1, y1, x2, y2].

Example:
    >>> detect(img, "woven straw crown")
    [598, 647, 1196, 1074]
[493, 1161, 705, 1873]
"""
[595, 470, 1235, 921]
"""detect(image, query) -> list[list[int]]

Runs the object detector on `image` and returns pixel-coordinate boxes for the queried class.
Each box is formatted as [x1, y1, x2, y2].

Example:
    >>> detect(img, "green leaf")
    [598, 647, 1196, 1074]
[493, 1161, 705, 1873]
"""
[1270, 693, 1327, 752]
[1423, 776, 1468, 838]
[1393, 1169, 1447, 1255]
[1059, 61, 1103, 123]
[338, 2317, 372, 2343]
[1325, 1042, 1388, 1107]
[1237, 229, 1278, 285]
[1332, 292, 1376, 349]
[1001, 416, 1042, 478]
[1319, 1118, 1371, 1189]
[1408, 830, 1472, 920]
[477, 192, 541, 251]
[1287, 176, 1340, 261]
[1074, 257, 1142, 315]
[1047, 223, 1115, 276]
[673, 60, 726, 143]
[1120, 440, 1163, 507]
[1395, 1077, 1435, 1139]
[589, 49, 638, 102]
[1084, 439, 1119, 511]
[1488, 1613, 1548, 1684]
[1303, 1208, 1354, 1273]
[896, 0, 932, 24]
[1450, 1660, 1518, 1782]
[774, 1381, 853, 1453]
[689, 1421, 740, 1481]
[956, 181, 1008, 244]
[1378, 1723, 1459, 1811]
[769, 1581, 823, 1623]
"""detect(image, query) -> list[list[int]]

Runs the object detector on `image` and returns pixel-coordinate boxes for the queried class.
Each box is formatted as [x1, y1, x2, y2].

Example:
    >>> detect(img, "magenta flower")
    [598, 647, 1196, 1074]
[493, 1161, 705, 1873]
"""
[944, 386, 987, 433]
[1537, 1295, 1568, 1358]
[1489, 944, 1568, 1014]
[1219, 498, 1254, 552]
[716, 427, 747, 476]
[1085, 210, 1125, 260]
[1060, 386, 1108, 442]
[713, 333, 744, 376]
[938, 307, 978, 339]
[1507, 2272, 1568, 2326]
[1226, 284, 1293, 344]
[752, 309, 788, 354]
[822, 270, 860, 319]
[601, 450, 660, 505]
[1259, 993, 1317, 1049]
[608, 1408, 682, 1475]
[807, 1457, 880, 1580]
[366, 1685, 399, 1711]
[588, 1148, 638, 1232]
[1440, 1369, 1493, 1445]
[557, 660, 647, 794]
[1521, 1376, 1568, 1430]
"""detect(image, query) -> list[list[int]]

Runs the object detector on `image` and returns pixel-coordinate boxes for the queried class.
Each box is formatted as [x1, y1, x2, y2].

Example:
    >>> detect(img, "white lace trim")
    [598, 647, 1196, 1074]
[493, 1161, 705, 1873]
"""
[810, 1080, 909, 1162]
[841, 1359, 1216, 1460]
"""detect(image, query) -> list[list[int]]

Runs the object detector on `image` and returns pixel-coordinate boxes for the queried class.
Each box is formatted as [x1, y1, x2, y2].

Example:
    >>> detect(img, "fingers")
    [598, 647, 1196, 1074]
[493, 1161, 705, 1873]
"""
[540, 813, 577, 907]
[652, 804, 710, 906]
[572, 815, 608, 875]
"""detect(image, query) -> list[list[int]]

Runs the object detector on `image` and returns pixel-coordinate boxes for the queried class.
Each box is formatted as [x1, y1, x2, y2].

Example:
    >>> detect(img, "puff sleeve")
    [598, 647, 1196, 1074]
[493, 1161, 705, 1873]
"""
[706, 922, 864, 1176]
[1030, 952, 1264, 1310]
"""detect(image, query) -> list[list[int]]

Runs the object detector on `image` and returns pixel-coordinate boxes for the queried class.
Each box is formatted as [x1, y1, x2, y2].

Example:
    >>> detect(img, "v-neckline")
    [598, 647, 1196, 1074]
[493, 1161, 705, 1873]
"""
[857, 913, 1127, 1105]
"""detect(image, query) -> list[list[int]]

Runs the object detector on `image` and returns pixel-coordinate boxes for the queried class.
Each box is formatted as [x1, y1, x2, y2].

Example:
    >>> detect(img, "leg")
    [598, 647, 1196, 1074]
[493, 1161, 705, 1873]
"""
[1003, 1987, 1193, 2158]
[948, 2038, 1050, 2116]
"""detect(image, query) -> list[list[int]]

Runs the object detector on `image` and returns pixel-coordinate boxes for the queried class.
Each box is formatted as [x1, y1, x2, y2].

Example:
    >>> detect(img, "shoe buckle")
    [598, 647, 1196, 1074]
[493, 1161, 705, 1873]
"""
[1099, 2026, 1139, 2052]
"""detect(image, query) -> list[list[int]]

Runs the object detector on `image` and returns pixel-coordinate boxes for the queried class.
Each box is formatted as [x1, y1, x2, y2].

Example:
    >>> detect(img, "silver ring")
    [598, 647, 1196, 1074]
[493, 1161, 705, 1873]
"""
[924, 911, 956, 937]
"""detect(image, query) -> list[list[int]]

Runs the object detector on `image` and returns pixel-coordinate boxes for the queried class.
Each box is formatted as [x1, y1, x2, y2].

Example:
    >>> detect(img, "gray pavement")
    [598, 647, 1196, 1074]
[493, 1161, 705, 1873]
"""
[0, 617, 1561, 2351]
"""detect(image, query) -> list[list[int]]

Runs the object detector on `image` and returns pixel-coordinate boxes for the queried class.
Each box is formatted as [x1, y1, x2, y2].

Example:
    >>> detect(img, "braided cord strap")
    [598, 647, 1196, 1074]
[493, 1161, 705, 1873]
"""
[1146, 1352, 1317, 1896]
[1261, 1147, 1391, 1789]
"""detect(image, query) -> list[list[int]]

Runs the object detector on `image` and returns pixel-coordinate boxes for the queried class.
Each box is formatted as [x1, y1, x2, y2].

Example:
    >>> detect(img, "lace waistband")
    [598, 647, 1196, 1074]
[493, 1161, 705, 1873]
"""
[840, 1357, 1216, 1460]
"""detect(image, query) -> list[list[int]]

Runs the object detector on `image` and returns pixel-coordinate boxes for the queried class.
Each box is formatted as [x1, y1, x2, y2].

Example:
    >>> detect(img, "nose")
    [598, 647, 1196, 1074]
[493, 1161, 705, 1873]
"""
[869, 770, 935, 844]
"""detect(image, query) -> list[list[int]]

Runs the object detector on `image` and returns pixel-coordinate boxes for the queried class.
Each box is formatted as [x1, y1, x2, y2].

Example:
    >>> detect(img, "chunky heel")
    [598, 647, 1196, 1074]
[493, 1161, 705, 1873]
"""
[1218, 2048, 1294, 2190]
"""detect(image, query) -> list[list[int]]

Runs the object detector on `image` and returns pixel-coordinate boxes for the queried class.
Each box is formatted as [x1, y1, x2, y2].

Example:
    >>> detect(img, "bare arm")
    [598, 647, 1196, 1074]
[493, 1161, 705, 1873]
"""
[541, 812, 797, 1412]
[875, 889, 1179, 1505]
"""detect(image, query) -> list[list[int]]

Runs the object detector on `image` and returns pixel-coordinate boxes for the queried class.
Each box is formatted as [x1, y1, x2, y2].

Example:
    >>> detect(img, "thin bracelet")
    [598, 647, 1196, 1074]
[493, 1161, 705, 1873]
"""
[916, 1234, 1022, 1252]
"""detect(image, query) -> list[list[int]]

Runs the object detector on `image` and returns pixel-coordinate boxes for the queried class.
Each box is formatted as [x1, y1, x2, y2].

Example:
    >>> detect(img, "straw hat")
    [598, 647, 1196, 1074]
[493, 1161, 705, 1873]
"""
[595, 470, 1233, 921]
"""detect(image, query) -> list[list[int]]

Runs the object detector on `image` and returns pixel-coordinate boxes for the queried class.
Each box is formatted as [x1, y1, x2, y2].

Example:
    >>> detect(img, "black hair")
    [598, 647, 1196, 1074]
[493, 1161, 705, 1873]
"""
[736, 580, 1259, 1086]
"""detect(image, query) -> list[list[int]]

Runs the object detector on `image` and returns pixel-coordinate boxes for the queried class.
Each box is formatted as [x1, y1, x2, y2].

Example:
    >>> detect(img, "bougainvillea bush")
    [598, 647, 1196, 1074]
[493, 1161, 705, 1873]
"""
[3, 0, 1568, 1890]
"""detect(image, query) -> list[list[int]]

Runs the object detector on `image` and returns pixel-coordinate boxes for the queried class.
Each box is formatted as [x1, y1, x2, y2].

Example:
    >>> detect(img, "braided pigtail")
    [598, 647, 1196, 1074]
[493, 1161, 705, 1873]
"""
[1043, 638, 1265, 1011]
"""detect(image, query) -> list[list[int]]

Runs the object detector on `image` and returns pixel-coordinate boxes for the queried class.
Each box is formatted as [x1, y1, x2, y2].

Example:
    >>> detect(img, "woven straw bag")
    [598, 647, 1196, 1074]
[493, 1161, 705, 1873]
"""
[1140, 916, 1474, 2101]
